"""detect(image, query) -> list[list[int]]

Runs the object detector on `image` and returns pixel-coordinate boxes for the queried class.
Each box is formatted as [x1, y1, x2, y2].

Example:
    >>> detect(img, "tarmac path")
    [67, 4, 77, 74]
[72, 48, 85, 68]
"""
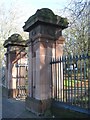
[2, 97, 40, 118]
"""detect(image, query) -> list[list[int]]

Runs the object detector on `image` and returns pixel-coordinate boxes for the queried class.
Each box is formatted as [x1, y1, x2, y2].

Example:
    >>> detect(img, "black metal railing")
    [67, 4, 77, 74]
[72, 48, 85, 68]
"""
[15, 63, 28, 100]
[50, 53, 90, 112]
[16, 85, 27, 99]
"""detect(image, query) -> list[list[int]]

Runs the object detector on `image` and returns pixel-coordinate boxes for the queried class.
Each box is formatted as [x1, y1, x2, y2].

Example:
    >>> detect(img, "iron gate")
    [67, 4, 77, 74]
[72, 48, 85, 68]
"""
[50, 53, 90, 114]
[14, 50, 28, 100]
[15, 63, 28, 100]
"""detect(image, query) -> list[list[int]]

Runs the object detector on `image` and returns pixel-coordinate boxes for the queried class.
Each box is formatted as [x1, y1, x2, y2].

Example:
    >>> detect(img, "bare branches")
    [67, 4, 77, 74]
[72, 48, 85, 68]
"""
[63, 0, 89, 55]
[0, 1, 28, 66]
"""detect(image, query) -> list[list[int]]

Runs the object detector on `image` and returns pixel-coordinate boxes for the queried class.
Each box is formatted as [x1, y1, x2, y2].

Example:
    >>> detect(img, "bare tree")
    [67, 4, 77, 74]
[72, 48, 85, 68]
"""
[62, 0, 89, 55]
[0, 1, 28, 66]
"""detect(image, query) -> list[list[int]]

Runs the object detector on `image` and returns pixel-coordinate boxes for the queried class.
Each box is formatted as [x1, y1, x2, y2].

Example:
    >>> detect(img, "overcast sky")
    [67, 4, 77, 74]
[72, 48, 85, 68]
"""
[0, 0, 72, 16]
[0, 0, 72, 33]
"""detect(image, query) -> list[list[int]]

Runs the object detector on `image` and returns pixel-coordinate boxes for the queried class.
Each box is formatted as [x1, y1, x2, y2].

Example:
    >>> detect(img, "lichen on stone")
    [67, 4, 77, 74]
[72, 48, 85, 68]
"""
[8, 34, 23, 42]
[36, 8, 56, 21]
[3, 33, 26, 47]
[23, 8, 68, 31]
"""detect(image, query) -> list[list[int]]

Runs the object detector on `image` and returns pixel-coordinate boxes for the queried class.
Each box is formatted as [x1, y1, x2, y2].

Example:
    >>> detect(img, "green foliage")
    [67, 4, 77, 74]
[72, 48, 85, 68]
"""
[64, 79, 81, 87]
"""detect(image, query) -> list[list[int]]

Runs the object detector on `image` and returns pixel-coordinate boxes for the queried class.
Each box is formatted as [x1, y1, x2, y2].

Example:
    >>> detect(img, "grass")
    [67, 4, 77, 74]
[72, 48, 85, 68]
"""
[64, 79, 81, 87]
[63, 79, 89, 108]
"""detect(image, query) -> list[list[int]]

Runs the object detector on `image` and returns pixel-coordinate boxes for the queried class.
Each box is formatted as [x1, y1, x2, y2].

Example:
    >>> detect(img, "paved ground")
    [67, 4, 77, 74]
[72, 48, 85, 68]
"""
[0, 85, 2, 120]
[2, 97, 43, 119]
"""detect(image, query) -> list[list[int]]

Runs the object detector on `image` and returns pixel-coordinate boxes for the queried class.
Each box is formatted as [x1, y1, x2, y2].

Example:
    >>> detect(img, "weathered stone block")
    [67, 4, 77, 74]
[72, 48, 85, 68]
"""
[8, 89, 17, 98]
[25, 96, 52, 116]
[23, 8, 68, 115]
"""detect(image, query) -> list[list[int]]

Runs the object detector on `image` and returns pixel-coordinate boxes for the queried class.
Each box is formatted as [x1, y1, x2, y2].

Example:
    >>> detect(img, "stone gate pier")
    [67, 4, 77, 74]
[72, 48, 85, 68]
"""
[23, 8, 68, 115]
[3, 34, 27, 98]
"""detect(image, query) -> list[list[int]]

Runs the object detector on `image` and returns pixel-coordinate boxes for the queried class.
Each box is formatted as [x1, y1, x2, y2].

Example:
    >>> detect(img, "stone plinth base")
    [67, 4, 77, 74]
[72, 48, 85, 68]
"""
[2, 86, 8, 98]
[8, 89, 18, 98]
[2, 88, 17, 98]
[25, 96, 51, 116]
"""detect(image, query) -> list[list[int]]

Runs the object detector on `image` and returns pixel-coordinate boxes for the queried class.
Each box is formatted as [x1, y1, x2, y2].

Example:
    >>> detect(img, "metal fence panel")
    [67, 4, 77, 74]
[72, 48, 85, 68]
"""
[50, 53, 90, 112]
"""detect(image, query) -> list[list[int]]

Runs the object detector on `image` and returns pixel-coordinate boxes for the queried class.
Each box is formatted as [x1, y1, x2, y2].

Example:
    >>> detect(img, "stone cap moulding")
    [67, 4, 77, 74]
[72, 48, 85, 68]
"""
[23, 8, 68, 32]
[3, 33, 27, 48]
